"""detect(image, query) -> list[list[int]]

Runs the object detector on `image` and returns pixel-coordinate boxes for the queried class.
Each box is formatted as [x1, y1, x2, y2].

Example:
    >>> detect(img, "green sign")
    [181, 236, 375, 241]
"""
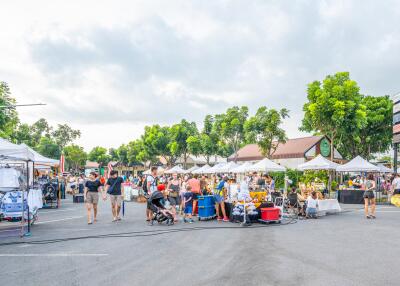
[320, 138, 331, 157]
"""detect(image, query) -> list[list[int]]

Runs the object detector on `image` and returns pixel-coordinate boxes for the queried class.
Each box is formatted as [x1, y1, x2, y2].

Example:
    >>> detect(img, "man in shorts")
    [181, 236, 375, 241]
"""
[187, 174, 201, 216]
[146, 166, 159, 222]
[105, 170, 124, 222]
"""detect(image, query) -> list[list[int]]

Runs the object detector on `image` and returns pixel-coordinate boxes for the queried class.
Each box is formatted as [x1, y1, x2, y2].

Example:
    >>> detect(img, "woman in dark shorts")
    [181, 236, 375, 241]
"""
[84, 172, 104, 224]
[364, 174, 376, 219]
[167, 173, 181, 219]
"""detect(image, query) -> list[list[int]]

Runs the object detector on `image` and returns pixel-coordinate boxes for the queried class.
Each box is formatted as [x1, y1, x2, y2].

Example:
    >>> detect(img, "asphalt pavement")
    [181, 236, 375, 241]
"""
[0, 197, 399, 286]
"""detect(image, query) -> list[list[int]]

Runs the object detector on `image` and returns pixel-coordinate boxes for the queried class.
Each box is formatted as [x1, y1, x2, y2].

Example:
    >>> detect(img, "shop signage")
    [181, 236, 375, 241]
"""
[320, 138, 331, 157]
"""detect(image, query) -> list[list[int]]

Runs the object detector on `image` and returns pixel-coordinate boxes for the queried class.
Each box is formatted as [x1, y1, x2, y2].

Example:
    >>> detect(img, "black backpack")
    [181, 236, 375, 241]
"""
[143, 175, 158, 194]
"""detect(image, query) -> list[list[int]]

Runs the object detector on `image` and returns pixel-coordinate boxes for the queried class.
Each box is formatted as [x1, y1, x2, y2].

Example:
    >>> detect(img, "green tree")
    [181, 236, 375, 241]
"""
[245, 107, 289, 158]
[109, 148, 119, 161]
[300, 72, 367, 160]
[63, 144, 87, 171]
[213, 106, 248, 162]
[127, 139, 153, 165]
[169, 119, 199, 168]
[35, 137, 61, 159]
[116, 144, 129, 164]
[142, 125, 176, 166]
[88, 146, 110, 167]
[0, 82, 19, 139]
[13, 123, 33, 146]
[337, 95, 393, 159]
[187, 135, 202, 157]
[52, 124, 81, 149]
[31, 118, 52, 146]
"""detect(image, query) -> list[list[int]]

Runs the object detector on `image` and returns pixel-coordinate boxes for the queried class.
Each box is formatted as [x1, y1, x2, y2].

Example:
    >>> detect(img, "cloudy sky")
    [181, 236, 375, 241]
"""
[1, 0, 400, 151]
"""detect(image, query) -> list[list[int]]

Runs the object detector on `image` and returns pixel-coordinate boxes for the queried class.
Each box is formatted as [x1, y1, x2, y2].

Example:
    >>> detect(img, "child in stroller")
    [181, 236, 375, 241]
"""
[148, 184, 175, 226]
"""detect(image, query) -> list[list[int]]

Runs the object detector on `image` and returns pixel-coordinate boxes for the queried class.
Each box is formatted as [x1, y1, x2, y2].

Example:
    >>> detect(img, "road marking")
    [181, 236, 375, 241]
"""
[35, 216, 84, 225]
[0, 253, 108, 257]
[39, 208, 76, 213]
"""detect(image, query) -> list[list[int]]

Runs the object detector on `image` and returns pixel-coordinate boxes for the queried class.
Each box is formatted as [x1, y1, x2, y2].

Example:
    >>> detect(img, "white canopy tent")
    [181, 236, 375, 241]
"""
[231, 162, 254, 173]
[216, 161, 238, 173]
[165, 165, 186, 174]
[298, 154, 339, 171]
[143, 166, 165, 175]
[192, 164, 211, 174]
[376, 164, 393, 173]
[248, 158, 286, 172]
[20, 143, 59, 166]
[0, 138, 34, 161]
[185, 165, 199, 174]
[336, 156, 380, 172]
[207, 162, 227, 174]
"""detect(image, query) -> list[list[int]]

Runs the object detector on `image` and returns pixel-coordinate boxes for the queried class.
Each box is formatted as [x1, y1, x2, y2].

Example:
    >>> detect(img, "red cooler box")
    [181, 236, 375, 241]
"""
[261, 208, 280, 221]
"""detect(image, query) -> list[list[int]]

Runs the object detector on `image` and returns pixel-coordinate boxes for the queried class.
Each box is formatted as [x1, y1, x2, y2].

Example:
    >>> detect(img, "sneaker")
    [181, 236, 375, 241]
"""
[223, 217, 229, 222]
[189, 219, 194, 224]
[184, 218, 188, 223]
[217, 217, 223, 221]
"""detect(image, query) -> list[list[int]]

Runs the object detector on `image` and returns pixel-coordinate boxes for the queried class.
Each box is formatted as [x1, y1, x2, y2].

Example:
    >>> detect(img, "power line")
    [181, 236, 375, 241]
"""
[0, 103, 46, 109]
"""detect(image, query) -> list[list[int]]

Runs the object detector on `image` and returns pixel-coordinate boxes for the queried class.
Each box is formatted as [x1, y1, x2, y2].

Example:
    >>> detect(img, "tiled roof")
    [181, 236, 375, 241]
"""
[229, 136, 324, 161]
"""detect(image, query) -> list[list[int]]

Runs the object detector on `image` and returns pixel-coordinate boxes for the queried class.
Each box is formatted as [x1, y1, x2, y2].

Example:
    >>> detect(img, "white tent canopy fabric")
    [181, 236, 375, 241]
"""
[231, 162, 253, 173]
[193, 164, 211, 174]
[20, 143, 59, 166]
[217, 161, 238, 173]
[336, 156, 380, 172]
[207, 163, 227, 174]
[0, 138, 34, 161]
[248, 158, 286, 172]
[298, 154, 339, 171]
[165, 165, 186, 174]
[185, 165, 199, 173]
[143, 166, 165, 175]
[376, 163, 393, 173]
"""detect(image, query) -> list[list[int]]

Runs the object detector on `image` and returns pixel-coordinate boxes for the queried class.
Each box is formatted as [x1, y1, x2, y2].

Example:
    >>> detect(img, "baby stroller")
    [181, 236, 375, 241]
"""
[149, 191, 174, 226]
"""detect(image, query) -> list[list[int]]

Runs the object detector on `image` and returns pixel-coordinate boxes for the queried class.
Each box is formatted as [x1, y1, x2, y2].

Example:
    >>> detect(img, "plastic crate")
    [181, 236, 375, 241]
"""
[197, 195, 215, 207]
[198, 206, 216, 218]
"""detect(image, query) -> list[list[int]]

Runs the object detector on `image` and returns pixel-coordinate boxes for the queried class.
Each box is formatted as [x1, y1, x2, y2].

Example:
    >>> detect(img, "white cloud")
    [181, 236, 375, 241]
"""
[1, 0, 400, 151]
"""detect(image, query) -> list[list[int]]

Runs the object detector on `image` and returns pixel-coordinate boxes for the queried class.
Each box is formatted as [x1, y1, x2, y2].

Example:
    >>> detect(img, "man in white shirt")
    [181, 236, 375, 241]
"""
[146, 167, 158, 222]
[392, 174, 400, 195]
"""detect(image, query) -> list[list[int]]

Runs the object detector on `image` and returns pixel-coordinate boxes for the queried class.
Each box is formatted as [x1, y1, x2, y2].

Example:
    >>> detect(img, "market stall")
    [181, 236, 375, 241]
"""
[165, 165, 186, 174]
[185, 165, 199, 174]
[231, 162, 253, 174]
[336, 156, 380, 204]
[0, 139, 36, 237]
[192, 164, 211, 174]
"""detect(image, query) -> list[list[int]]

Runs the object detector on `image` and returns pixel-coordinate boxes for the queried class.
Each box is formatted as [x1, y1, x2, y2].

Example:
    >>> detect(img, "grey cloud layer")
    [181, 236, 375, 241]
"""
[29, 0, 400, 128]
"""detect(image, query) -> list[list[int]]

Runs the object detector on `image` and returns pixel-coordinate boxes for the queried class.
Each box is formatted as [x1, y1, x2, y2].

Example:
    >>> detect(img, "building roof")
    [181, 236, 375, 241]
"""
[85, 161, 99, 168]
[229, 136, 325, 161]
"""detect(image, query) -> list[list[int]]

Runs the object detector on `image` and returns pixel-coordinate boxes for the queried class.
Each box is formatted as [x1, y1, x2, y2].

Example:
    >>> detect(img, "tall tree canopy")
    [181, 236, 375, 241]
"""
[245, 107, 289, 158]
[213, 106, 248, 162]
[64, 144, 87, 171]
[169, 119, 199, 167]
[337, 95, 393, 159]
[301, 72, 367, 160]
[0, 82, 18, 139]
[142, 125, 176, 166]
[88, 146, 110, 166]
[35, 137, 61, 160]
[52, 124, 81, 150]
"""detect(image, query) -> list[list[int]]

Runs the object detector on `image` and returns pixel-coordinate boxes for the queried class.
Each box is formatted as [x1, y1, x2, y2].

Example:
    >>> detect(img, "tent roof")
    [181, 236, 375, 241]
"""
[165, 165, 186, 174]
[231, 162, 253, 173]
[207, 163, 228, 174]
[185, 165, 199, 173]
[193, 164, 211, 174]
[0, 138, 34, 161]
[298, 154, 339, 171]
[247, 158, 286, 172]
[376, 163, 393, 173]
[216, 161, 238, 173]
[336, 156, 380, 172]
[20, 143, 59, 165]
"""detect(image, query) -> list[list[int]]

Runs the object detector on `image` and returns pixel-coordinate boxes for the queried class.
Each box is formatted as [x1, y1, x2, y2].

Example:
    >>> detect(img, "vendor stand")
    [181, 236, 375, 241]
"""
[0, 139, 35, 237]
[336, 156, 380, 204]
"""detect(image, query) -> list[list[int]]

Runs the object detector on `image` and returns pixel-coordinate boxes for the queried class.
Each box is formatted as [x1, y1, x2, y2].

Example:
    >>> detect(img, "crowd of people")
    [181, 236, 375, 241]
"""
[65, 167, 400, 225]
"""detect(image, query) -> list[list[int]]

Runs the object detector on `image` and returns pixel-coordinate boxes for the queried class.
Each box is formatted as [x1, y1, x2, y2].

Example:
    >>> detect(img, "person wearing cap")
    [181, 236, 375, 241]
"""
[214, 176, 229, 222]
